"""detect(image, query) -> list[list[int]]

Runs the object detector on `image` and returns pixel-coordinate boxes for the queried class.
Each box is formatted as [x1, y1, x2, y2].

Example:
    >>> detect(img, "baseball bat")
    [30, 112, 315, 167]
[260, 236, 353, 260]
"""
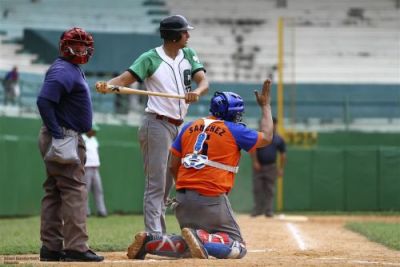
[95, 82, 185, 99]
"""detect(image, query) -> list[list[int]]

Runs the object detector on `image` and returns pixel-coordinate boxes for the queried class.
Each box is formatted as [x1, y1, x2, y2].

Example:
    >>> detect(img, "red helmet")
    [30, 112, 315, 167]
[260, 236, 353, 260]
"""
[59, 27, 94, 64]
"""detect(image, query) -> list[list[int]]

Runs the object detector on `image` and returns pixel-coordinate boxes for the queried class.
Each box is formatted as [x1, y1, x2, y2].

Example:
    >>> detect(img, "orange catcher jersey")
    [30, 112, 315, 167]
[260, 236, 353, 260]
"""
[170, 116, 263, 196]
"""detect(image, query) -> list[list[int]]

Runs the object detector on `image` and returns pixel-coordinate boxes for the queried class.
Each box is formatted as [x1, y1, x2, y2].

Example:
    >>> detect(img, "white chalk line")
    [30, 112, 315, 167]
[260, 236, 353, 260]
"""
[318, 257, 400, 266]
[104, 259, 158, 263]
[248, 249, 273, 253]
[286, 222, 307, 251]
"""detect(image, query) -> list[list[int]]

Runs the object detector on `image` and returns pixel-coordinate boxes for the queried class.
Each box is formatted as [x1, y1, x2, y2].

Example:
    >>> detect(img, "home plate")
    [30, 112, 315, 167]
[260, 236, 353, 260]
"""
[274, 214, 308, 222]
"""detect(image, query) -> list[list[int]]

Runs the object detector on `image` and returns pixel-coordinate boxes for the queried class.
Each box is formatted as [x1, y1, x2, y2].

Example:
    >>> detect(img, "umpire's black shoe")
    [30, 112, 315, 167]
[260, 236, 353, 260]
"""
[40, 246, 65, 261]
[63, 249, 104, 262]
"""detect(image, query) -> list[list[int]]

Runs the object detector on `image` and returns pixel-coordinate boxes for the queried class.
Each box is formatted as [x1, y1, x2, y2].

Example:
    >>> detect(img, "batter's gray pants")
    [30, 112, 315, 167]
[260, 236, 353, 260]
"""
[252, 164, 277, 216]
[175, 189, 244, 242]
[139, 113, 179, 234]
[84, 167, 107, 216]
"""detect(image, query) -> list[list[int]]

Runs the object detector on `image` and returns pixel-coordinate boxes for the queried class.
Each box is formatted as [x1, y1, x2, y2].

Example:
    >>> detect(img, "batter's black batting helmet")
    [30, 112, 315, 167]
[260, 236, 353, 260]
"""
[160, 15, 194, 41]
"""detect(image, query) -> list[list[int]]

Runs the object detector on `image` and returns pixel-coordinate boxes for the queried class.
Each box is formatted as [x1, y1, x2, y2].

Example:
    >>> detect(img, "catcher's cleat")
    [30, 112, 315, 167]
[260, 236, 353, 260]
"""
[127, 232, 148, 260]
[181, 228, 208, 259]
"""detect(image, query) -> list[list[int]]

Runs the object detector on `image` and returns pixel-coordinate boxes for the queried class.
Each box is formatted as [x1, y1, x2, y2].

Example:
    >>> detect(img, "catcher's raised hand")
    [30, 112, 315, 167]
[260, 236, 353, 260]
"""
[254, 79, 271, 106]
[95, 81, 108, 94]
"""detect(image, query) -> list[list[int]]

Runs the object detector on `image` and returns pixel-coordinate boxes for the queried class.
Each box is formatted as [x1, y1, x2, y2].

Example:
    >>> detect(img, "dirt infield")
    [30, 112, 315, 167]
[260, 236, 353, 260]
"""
[2, 215, 400, 266]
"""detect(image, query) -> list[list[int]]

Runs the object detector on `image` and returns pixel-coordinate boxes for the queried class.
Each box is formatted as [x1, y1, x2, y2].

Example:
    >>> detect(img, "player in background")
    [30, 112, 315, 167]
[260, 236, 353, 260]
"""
[126, 79, 273, 260]
[83, 123, 108, 217]
[96, 15, 208, 235]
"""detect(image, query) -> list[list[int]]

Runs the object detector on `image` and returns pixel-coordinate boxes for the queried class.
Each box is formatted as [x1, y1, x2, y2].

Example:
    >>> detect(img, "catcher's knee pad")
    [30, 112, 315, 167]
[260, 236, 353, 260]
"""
[194, 229, 247, 259]
[145, 233, 189, 258]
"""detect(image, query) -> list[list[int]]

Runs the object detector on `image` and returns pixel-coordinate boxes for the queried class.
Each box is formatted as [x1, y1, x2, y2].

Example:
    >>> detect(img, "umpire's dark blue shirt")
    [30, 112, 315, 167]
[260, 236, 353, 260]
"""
[256, 133, 286, 165]
[37, 57, 92, 138]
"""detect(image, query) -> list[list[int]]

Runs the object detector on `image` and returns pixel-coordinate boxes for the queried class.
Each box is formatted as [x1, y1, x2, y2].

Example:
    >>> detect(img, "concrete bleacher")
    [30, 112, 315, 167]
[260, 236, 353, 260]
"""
[0, 0, 165, 38]
[167, 0, 400, 84]
[0, 35, 49, 74]
[1, 0, 397, 84]
[0, 0, 166, 75]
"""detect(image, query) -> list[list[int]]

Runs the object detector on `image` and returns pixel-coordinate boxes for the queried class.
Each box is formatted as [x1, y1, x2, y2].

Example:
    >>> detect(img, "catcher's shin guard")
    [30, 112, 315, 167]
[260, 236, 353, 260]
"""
[195, 229, 247, 259]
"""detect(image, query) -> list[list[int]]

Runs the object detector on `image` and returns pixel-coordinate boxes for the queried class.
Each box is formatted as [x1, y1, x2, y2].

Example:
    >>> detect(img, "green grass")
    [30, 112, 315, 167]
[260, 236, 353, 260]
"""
[0, 215, 180, 255]
[346, 222, 400, 250]
[2, 214, 400, 255]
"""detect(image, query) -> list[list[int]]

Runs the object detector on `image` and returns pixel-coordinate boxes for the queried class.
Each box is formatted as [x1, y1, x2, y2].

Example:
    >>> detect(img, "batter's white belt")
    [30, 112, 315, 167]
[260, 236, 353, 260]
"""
[182, 153, 239, 174]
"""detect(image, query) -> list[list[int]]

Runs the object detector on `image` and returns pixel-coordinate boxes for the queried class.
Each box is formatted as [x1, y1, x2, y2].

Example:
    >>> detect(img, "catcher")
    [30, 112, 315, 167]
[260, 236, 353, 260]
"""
[127, 79, 274, 259]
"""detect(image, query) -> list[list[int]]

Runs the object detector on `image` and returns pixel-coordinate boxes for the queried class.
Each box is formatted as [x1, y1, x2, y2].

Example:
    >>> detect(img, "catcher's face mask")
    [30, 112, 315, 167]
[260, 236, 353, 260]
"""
[60, 27, 94, 64]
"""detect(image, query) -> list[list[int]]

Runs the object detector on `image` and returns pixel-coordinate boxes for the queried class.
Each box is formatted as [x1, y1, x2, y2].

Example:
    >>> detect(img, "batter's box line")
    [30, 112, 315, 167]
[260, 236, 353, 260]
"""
[247, 248, 274, 253]
[317, 257, 400, 266]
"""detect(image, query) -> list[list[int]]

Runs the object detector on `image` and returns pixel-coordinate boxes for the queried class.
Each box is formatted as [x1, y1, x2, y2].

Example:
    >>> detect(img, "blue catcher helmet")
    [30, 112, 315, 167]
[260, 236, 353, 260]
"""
[209, 92, 244, 122]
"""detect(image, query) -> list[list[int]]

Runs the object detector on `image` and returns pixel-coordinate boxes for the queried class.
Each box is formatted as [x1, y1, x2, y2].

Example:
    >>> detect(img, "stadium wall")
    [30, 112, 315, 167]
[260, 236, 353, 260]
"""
[0, 116, 399, 216]
[188, 83, 400, 121]
[23, 29, 162, 74]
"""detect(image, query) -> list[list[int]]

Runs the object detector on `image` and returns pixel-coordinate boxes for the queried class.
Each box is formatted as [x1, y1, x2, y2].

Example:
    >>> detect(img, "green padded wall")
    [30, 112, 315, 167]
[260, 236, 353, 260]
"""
[311, 148, 345, 210]
[229, 153, 253, 212]
[0, 138, 44, 216]
[345, 148, 379, 211]
[1, 116, 400, 216]
[98, 142, 144, 214]
[378, 147, 400, 210]
[0, 117, 148, 216]
[318, 132, 400, 147]
[283, 149, 312, 210]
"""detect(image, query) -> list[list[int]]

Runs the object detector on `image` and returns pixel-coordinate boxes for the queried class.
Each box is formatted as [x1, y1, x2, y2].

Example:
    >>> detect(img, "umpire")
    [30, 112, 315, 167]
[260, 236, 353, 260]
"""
[250, 117, 286, 217]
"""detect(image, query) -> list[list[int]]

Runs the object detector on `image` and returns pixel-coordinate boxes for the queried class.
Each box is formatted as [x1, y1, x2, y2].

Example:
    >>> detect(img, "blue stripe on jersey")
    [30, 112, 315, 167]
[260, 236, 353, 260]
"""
[224, 121, 259, 152]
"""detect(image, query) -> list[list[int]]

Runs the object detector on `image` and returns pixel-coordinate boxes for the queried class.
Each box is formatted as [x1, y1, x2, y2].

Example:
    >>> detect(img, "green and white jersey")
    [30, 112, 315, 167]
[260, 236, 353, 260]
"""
[128, 46, 205, 120]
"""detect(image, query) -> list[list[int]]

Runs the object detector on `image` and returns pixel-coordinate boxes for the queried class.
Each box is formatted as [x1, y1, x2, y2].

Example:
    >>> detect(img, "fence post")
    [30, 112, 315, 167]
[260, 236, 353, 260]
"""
[344, 95, 350, 130]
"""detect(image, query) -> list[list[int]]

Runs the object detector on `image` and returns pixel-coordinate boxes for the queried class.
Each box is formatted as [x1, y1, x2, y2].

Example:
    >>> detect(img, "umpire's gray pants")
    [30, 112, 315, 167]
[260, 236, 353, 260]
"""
[139, 113, 179, 234]
[38, 126, 89, 252]
[175, 189, 244, 242]
[252, 164, 277, 216]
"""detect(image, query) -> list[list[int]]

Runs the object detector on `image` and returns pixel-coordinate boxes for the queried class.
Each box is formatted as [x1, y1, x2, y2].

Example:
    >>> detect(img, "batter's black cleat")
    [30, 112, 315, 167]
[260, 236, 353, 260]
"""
[181, 228, 208, 259]
[63, 249, 104, 262]
[40, 245, 65, 261]
[127, 232, 148, 259]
